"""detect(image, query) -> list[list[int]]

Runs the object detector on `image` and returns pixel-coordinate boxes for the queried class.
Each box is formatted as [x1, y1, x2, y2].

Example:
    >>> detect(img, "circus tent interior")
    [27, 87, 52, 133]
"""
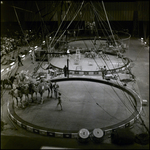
[1, 0, 149, 149]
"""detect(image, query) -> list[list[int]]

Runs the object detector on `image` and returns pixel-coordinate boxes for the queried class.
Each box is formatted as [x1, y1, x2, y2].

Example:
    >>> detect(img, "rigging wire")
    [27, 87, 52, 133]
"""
[1, 0, 148, 132]
[56, 79, 125, 122]
[35, 1, 49, 34]
[91, 2, 118, 48]
[52, 1, 85, 49]
[82, 37, 136, 114]
[96, 1, 124, 41]
[49, 1, 70, 45]
[95, 1, 148, 133]
[1, 1, 48, 98]
[32, 2, 74, 74]
[63, 1, 130, 98]
[1, 2, 33, 97]
[93, 2, 115, 46]
[30, 2, 62, 73]
[102, 1, 117, 47]
[84, 1, 138, 112]
[13, 1, 138, 116]
[32, 1, 85, 75]
[13, 6, 30, 48]
[81, 81, 122, 121]
[48, 2, 72, 50]
[11, 0, 138, 116]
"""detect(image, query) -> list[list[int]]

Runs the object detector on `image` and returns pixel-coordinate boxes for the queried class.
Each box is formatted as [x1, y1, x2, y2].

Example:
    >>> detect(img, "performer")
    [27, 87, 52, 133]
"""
[48, 67, 55, 77]
[56, 92, 63, 110]
[30, 49, 35, 64]
[53, 82, 59, 99]
[50, 82, 53, 98]
[18, 54, 23, 66]
[73, 30, 76, 39]
[102, 66, 107, 79]
[63, 65, 68, 77]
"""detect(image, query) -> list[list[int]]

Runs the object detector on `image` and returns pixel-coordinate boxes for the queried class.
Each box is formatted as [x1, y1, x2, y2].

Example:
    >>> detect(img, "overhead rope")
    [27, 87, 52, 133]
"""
[82, 81, 129, 121]
[52, 1, 84, 50]
[13, 7, 30, 48]
[83, 40, 136, 113]
[25, 0, 136, 115]
[35, 1, 49, 34]
[48, 2, 72, 50]
[88, 1, 137, 111]
[102, 1, 116, 46]
[32, 2, 61, 73]
[33, 2, 71, 73]
[93, 2, 144, 120]
[33, 1, 85, 75]
[73, 1, 140, 120]
[96, 1, 125, 41]
[1, 3, 33, 98]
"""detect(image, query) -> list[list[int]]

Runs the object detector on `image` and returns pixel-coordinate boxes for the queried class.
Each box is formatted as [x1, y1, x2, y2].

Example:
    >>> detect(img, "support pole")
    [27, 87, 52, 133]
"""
[46, 35, 49, 64]
[67, 56, 69, 78]
[67, 49, 70, 78]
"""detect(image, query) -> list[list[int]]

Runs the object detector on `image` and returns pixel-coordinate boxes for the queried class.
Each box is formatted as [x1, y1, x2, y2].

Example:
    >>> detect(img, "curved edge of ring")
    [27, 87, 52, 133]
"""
[7, 78, 142, 138]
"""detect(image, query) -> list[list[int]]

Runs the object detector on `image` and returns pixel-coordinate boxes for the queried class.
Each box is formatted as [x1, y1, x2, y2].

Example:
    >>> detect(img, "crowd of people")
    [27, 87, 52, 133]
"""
[1, 29, 41, 65]
[1, 36, 17, 60]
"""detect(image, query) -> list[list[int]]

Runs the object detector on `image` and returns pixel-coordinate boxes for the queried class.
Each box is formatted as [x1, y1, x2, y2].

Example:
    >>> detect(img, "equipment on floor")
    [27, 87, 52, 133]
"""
[77, 128, 90, 143]
[90, 128, 104, 143]
[34, 48, 48, 61]
[74, 49, 80, 65]
[142, 100, 148, 106]
[111, 128, 135, 145]
[134, 133, 149, 145]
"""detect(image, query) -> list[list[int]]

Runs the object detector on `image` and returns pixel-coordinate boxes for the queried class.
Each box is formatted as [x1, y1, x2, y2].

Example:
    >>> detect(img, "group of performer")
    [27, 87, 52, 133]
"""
[37, 80, 63, 110]
[12, 74, 63, 110]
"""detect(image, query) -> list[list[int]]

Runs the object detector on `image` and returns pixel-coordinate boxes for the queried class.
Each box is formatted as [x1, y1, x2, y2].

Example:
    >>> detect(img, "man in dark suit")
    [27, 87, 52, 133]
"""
[18, 54, 23, 66]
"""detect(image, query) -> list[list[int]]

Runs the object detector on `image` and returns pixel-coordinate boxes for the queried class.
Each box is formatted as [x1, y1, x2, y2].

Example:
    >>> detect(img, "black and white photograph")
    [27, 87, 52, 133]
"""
[1, 0, 149, 149]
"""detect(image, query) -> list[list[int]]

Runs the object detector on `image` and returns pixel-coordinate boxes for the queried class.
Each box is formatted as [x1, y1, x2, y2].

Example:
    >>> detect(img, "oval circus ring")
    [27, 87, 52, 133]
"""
[7, 77, 142, 138]
[47, 53, 131, 76]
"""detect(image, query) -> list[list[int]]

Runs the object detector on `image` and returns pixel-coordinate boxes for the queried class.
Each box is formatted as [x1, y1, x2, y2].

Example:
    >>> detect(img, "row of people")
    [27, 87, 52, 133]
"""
[1, 29, 41, 60]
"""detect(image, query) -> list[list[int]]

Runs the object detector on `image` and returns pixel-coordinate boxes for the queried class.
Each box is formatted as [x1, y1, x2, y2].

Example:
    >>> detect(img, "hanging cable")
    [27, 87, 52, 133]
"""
[13, 7, 30, 48]
[85, 1, 138, 112]
[48, 2, 72, 50]
[82, 37, 135, 114]
[102, 1, 117, 46]
[31, 0, 138, 116]
[82, 81, 125, 121]
[35, 1, 49, 35]
[96, 1, 148, 132]
[31, 2, 62, 74]
[1, 3, 33, 98]
[52, 1, 84, 49]
[70, 1, 132, 99]
[33, 1, 85, 75]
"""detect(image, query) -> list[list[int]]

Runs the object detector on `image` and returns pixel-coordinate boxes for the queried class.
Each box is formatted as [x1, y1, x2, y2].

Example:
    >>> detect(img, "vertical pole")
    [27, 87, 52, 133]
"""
[67, 53, 69, 78]
[46, 35, 49, 64]
[66, 30, 68, 46]
[67, 49, 70, 78]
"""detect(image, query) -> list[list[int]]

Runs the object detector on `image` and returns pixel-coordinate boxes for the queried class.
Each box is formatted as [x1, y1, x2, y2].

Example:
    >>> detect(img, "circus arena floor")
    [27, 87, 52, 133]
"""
[1, 38, 149, 149]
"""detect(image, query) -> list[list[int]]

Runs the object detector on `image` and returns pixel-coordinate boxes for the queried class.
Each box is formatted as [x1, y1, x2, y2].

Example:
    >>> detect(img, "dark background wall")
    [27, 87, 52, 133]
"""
[1, 1, 149, 38]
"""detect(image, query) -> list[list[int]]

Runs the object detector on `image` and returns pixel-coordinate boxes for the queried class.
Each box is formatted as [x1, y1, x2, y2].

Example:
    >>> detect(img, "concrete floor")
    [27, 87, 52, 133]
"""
[1, 37, 149, 149]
